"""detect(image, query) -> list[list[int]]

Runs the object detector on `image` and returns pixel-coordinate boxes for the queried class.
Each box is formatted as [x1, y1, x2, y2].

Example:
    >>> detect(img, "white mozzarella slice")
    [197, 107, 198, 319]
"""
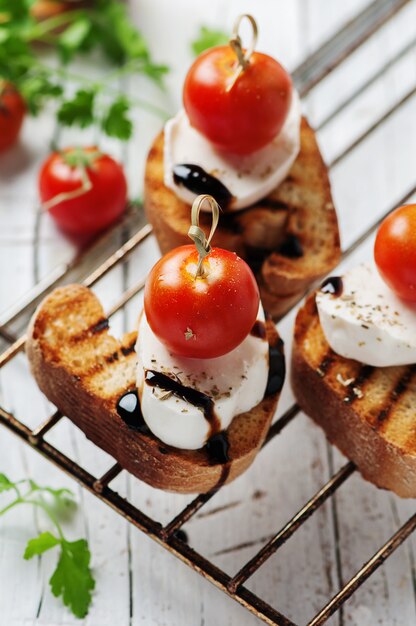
[135, 309, 269, 450]
[163, 90, 301, 211]
[316, 263, 416, 367]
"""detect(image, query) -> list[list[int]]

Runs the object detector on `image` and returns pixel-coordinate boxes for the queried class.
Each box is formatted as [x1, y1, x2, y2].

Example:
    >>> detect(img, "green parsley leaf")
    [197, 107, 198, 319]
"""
[19, 72, 63, 115]
[24, 531, 60, 559]
[101, 96, 132, 140]
[57, 88, 95, 128]
[58, 14, 92, 64]
[141, 61, 170, 87]
[0, 473, 15, 493]
[0, 0, 36, 24]
[50, 539, 95, 619]
[94, 0, 148, 63]
[191, 26, 229, 56]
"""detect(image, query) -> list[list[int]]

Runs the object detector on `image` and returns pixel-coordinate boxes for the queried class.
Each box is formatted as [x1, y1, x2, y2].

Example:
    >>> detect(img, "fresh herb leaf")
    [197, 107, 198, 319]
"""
[0, 474, 95, 618]
[19, 72, 63, 115]
[0, 0, 170, 139]
[50, 539, 95, 619]
[0, 0, 36, 24]
[101, 96, 132, 140]
[58, 14, 92, 64]
[191, 26, 229, 56]
[92, 0, 149, 64]
[141, 61, 170, 87]
[24, 531, 60, 559]
[0, 473, 15, 493]
[57, 88, 95, 128]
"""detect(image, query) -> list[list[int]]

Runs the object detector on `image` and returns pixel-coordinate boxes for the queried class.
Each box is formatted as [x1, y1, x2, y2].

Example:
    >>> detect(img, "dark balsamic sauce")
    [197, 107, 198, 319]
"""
[205, 431, 231, 490]
[205, 432, 230, 465]
[250, 320, 267, 340]
[265, 338, 286, 396]
[116, 390, 150, 434]
[172, 163, 233, 208]
[320, 276, 343, 297]
[277, 233, 303, 258]
[145, 369, 221, 438]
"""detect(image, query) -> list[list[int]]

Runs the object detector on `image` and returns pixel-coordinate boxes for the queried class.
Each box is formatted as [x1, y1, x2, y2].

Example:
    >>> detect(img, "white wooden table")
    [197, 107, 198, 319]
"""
[1, 1, 416, 625]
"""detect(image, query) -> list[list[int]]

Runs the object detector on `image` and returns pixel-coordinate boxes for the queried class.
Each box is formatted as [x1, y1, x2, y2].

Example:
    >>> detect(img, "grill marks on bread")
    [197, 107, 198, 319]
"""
[292, 293, 416, 497]
[300, 296, 416, 454]
[144, 117, 341, 318]
[32, 285, 137, 387]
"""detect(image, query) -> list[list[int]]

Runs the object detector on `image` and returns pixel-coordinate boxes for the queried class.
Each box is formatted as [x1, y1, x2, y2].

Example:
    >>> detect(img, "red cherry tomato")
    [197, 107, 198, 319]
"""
[39, 147, 127, 235]
[144, 244, 260, 358]
[374, 204, 416, 301]
[183, 45, 292, 155]
[0, 83, 26, 152]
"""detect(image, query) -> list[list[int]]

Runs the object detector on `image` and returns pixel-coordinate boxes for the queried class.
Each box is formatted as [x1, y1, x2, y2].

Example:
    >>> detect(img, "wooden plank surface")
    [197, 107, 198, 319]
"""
[1, 1, 416, 625]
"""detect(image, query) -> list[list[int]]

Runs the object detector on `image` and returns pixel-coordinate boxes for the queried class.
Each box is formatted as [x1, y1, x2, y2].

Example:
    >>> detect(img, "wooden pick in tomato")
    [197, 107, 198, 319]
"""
[144, 195, 260, 358]
[0, 82, 26, 152]
[375, 204, 416, 302]
[183, 14, 292, 155]
[39, 147, 127, 235]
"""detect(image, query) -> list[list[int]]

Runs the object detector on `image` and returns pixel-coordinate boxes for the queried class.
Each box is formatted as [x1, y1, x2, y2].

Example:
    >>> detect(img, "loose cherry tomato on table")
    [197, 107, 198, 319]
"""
[374, 204, 416, 302]
[39, 147, 127, 235]
[144, 195, 260, 359]
[183, 15, 292, 155]
[0, 82, 26, 152]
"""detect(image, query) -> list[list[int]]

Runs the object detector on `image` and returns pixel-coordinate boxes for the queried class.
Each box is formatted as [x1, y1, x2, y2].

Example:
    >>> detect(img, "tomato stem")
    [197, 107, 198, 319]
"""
[188, 195, 220, 278]
[227, 14, 258, 92]
[40, 148, 98, 212]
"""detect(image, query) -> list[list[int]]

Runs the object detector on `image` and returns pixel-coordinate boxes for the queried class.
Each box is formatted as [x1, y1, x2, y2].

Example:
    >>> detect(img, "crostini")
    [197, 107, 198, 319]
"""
[292, 204, 416, 498]
[144, 14, 341, 319]
[27, 195, 285, 493]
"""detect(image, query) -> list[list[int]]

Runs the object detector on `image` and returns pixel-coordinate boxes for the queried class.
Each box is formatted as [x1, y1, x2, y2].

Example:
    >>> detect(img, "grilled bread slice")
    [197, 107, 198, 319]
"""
[144, 117, 341, 319]
[26, 284, 283, 494]
[292, 294, 416, 498]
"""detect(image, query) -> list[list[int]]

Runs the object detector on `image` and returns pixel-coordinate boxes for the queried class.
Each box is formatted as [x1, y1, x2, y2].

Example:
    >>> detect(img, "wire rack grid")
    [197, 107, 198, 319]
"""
[1, 1, 416, 624]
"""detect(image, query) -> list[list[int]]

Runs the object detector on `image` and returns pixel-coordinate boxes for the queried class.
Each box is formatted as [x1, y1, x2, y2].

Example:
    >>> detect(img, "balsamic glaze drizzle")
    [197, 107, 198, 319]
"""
[116, 390, 150, 434]
[320, 276, 343, 297]
[250, 320, 267, 340]
[265, 338, 286, 396]
[145, 369, 221, 438]
[172, 163, 233, 208]
[205, 432, 230, 465]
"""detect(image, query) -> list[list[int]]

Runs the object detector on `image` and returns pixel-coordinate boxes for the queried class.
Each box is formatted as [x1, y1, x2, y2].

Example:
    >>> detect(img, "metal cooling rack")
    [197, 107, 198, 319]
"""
[1, 1, 416, 624]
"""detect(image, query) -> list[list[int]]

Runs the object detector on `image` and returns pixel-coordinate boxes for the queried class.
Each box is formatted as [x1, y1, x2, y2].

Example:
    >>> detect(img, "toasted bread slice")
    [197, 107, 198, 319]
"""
[26, 285, 283, 494]
[291, 294, 416, 498]
[144, 117, 341, 318]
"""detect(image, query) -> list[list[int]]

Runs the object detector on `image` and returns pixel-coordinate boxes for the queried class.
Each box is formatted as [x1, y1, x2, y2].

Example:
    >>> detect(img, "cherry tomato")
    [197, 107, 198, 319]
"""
[0, 83, 26, 152]
[183, 45, 292, 155]
[39, 147, 127, 235]
[374, 204, 416, 301]
[144, 244, 260, 358]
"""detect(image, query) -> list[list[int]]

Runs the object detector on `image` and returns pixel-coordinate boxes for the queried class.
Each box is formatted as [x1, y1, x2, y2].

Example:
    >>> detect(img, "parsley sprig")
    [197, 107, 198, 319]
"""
[0, 472, 95, 618]
[191, 25, 229, 56]
[0, 0, 170, 139]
